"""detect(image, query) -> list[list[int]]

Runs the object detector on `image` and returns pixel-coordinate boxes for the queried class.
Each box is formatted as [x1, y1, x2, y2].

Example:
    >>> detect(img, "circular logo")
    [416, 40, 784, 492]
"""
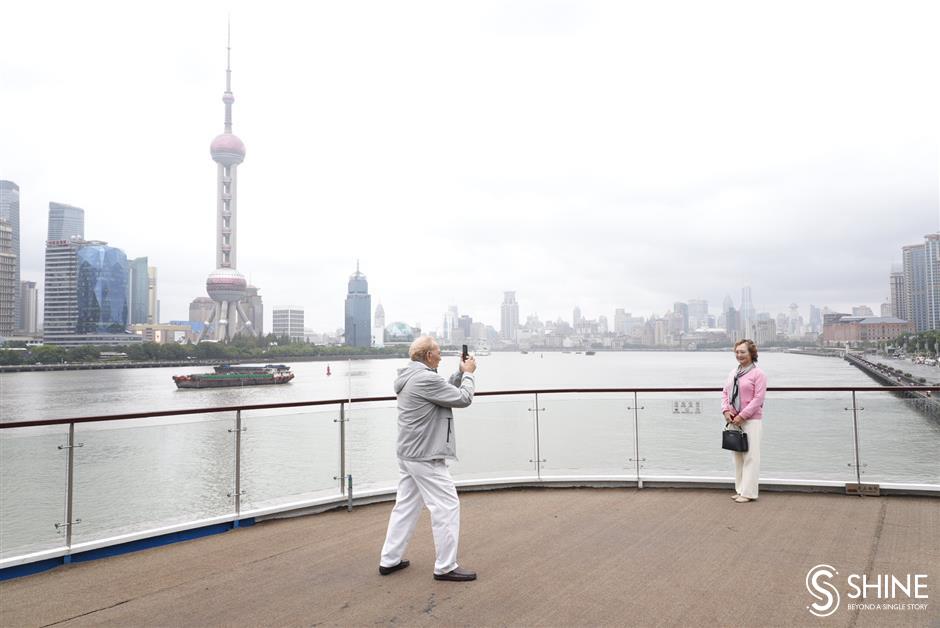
[806, 564, 841, 617]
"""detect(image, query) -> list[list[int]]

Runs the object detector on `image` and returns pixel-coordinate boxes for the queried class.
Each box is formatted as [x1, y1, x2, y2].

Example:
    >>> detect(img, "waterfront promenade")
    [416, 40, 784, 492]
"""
[2, 488, 937, 627]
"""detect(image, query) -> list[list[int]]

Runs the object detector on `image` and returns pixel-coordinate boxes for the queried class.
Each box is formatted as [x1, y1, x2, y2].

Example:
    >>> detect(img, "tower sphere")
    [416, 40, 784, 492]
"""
[206, 267, 248, 303]
[210, 133, 246, 166]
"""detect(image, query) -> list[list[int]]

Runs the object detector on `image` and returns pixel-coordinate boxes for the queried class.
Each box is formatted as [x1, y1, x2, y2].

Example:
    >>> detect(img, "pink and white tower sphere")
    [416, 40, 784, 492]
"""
[202, 26, 255, 341]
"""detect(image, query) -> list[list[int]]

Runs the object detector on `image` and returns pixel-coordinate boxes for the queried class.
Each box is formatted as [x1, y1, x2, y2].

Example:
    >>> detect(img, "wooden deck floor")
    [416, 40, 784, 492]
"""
[1, 488, 938, 627]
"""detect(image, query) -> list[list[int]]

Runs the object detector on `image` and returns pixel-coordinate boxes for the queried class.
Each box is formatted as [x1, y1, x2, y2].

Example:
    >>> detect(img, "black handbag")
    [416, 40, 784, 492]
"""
[722, 422, 748, 452]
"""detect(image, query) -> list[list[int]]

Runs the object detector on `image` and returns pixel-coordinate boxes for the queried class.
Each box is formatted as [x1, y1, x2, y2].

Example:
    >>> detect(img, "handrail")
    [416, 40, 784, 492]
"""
[1, 386, 937, 429]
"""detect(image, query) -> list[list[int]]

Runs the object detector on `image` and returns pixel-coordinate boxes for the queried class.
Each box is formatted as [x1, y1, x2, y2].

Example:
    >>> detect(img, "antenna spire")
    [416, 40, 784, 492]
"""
[223, 17, 234, 133]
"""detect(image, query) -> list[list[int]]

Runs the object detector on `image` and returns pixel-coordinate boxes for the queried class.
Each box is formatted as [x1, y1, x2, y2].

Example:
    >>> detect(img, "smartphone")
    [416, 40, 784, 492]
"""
[461, 344, 469, 361]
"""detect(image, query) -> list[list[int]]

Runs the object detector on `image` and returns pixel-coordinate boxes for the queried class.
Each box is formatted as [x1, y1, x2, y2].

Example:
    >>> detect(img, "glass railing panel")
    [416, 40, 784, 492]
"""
[0, 425, 69, 561]
[633, 392, 726, 477]
[537, 394, 635, 477]
[449, 394, 537, 482]
[759, 392, 861, 483]
[855, 391, 940, 485]
[71, 414, 235, 545]
[345, 401, 399, 493]
[242, 405, 342, 512]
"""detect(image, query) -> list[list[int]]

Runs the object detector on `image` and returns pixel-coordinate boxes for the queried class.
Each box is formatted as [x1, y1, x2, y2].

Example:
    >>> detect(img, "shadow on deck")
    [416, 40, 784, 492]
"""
[1, 488, 938, 627]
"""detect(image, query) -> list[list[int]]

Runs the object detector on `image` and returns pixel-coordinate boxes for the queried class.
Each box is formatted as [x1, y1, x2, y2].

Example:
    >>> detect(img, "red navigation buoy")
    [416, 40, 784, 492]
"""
[326, 365, 332, 376]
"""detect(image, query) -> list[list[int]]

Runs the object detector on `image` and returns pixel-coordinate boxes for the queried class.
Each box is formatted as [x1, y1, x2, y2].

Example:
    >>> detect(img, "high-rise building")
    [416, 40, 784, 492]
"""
[0, 181, 21, 330]
[902, 242, 929, 332]
[924, 233, 940, 331]
[201, 31, 257, 341]
[687, 299, 708, 330]
[809, 305, 823, 335]
[0, 220, 15, 336]
[889, 267, 906, 320]
[128, 257, 150, 324]
[852, 305, 874, 317]
[19, 281, 38, 334]
[373, 303, 386, 348]
[189, 297, 216, 325]
[500, 291, 519, 342]
[740, 287, 755, 337]
[76, 244, 129, 334]
[273, 307, 304, 342]
[344, 261, 371, 347]
[880, 302, 892, 317]
[244, 284, 263, 335]
[573, 306, 582, 326]
[43, 239, 82, 343]
[673, 302, 689, 333]
[752, 319, 776, 346]
[43, 233, 136, 345]
[47, 202, 84, 240]
[443, 306, 458, 344]
[147, 266, 158, 324]
[614, 308, 628, 335]
[457, 315, 473, 340]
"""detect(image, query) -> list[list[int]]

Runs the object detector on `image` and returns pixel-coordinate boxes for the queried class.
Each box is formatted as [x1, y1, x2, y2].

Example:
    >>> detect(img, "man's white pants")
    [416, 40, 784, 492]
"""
[733, 419, 762, 499]
[380, 459, 460, 575]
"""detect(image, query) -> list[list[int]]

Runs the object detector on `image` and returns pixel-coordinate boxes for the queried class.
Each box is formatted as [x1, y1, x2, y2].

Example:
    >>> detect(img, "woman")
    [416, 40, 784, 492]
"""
[721, 339, 767, 503]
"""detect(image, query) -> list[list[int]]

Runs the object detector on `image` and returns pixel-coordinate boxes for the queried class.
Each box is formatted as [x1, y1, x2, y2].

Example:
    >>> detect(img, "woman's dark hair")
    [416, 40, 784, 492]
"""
[734, 339, 758, 363]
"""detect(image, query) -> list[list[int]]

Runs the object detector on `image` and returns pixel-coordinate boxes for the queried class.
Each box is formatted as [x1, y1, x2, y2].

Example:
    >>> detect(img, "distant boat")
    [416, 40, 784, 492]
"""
[585, 351, 596, 356]
[521, 350, 529, 354]
[173, 364, 294, 389]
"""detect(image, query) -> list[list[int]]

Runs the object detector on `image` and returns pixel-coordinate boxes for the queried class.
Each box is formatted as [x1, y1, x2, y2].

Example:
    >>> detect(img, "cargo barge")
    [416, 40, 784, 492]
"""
[173, 364, 294, 389]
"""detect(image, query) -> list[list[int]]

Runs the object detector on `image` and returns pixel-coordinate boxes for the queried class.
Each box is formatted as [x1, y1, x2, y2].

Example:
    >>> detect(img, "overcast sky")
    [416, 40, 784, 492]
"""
[2, 0, 938, 333]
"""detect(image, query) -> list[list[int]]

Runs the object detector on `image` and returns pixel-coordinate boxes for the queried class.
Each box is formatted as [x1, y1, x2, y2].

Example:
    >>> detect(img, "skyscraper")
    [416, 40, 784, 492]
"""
[924, 233, 940, 331]
[202, 28, 256, 341]
[573, 306, 582, 326]
[244, 284, 264, 335]
[19, 281, 38, 334]
[0, 221, 15, 336]
[500, 291, 519, 342]
[740, 287, 755, 338]
[673, 302, 689, 334]
[687, 299, 708, 330]
[47, 202, 85, 241]
[373, 303, 386, 347]
[128, 257, 150, 324]
[902, 242, 928, 332]
[344, 261, 371, 347]
[76, 244, 129, 334]
[43, 239, 82, 343]
[443, 306, 458, 344]
[889, 267, 906, 320]
[147, 266, 158, 324]
[0, 181, 21, 330]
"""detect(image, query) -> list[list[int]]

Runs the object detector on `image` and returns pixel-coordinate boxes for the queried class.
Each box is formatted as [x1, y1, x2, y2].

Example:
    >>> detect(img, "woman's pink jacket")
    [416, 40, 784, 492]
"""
[721, 365, 767, 420]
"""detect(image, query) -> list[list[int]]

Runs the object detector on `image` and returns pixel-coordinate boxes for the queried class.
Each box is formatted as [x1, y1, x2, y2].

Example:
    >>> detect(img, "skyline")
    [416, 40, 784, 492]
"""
[2, 1, 938, 333]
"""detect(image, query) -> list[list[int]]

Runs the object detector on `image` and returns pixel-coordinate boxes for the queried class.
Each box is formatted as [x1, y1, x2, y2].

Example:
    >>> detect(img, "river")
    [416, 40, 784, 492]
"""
[1, 351, 938, 561]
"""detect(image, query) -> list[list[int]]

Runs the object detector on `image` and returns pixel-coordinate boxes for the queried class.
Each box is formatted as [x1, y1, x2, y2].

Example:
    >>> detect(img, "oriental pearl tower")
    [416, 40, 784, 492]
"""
[201, 28, 256, 341]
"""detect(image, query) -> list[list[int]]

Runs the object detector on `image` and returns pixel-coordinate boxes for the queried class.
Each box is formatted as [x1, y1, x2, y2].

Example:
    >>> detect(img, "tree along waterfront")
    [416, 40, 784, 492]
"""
[0, 335, 408, 367]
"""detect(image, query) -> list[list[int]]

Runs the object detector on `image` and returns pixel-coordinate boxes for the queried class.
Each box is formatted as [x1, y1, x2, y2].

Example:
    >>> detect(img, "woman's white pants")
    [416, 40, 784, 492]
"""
[380, 459, 460, 575]
[733, 419, 762, 499]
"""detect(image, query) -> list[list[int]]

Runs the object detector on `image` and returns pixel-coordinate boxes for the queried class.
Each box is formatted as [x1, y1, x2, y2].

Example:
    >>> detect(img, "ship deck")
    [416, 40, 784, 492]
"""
[1, 487, 937, 627]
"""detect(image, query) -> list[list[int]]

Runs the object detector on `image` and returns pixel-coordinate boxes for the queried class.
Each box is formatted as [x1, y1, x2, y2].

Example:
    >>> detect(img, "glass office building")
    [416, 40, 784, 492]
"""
[77, 245, 129, 334]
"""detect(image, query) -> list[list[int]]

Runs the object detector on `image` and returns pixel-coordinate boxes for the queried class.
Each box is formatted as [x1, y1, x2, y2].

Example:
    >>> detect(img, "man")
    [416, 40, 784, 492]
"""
[379, 335, 478, 581]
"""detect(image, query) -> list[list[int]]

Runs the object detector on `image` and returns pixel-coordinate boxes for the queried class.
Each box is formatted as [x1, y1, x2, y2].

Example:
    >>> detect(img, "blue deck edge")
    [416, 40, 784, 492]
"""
[0, 518, 256, 581]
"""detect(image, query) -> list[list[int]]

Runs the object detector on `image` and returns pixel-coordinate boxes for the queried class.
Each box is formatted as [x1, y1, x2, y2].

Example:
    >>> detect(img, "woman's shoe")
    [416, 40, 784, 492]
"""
[733, 496, 752, 503]
[731, 493, 740, 500]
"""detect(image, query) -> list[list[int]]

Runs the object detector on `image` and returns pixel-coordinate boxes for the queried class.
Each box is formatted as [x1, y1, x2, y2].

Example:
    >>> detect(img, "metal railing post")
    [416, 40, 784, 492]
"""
[628, 392, 645, 488]
[528, 392, 546, 479]
[851, 391, 862, 488]
[55, 422, 83, 552]
[228, 410, 246, 522]
[335, 402, 347, 495]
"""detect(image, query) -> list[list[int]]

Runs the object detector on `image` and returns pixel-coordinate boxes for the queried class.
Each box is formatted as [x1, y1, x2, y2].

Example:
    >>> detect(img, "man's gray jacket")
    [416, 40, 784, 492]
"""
[394, 360, 476, 461]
